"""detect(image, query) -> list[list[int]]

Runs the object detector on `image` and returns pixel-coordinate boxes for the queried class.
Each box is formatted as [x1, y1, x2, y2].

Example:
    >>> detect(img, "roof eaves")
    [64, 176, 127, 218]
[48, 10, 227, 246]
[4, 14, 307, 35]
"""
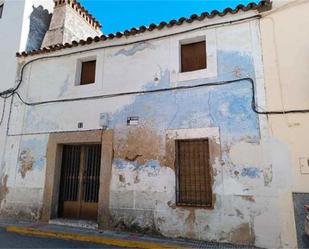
[16, 0, 272, 58]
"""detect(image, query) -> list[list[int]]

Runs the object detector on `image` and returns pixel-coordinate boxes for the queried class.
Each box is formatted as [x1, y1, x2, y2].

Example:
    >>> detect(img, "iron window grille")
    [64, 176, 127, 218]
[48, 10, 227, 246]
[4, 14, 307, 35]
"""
[175, 139, 213, 207]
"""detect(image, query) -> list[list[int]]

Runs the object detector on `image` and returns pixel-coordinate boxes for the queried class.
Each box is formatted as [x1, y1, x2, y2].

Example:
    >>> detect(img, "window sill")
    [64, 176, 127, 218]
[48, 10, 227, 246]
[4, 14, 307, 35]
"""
[170, 67, 216, 83]
[175, 203, 214, 210]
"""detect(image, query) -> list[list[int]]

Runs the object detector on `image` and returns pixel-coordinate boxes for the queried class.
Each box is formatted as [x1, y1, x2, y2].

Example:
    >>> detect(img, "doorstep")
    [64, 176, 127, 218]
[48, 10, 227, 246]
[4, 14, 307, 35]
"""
[49, 218, 98, 230]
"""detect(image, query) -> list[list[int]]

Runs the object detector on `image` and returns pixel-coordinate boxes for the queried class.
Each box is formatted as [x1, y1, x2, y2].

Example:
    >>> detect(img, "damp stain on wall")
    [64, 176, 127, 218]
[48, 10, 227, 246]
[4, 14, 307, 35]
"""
[19, 149, 35, 178]
[0, 174, 8, 206]
[114, 42, 155, 57]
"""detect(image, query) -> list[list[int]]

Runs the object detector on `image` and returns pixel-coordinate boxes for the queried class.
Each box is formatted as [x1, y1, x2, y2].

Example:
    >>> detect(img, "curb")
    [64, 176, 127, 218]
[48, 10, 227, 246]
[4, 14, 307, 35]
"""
[6, 226, 191, 249]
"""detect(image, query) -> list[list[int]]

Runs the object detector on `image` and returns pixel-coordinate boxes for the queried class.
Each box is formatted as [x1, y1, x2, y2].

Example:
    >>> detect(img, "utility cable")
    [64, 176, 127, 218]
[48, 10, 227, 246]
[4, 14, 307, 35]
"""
[1, 13, 309, 118]
[0, 15, 261, 98]
[0, 98, 6, 126]
[14, 77, 309, 115]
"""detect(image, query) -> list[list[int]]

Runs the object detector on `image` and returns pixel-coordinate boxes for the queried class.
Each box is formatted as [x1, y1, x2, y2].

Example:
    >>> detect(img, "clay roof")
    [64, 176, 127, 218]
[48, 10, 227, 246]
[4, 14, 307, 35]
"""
[16, 0, 271, 58]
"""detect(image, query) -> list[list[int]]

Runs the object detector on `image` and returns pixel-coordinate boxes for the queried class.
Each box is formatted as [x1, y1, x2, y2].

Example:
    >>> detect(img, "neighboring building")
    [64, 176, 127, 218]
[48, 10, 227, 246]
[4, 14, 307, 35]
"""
[0, 0, 53, 92]
[0, 0, 54, 205]
[260, 0, 309, 247]
[41, 0, 102, 47]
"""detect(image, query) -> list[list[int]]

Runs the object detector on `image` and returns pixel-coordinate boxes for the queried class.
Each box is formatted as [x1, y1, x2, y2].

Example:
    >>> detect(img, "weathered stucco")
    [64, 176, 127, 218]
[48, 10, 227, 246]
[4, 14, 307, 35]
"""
[260, 0, 309, 247]
[0, 0, 53, 221]
[41, 4, 102, 48]
[0, 9, 296, 249]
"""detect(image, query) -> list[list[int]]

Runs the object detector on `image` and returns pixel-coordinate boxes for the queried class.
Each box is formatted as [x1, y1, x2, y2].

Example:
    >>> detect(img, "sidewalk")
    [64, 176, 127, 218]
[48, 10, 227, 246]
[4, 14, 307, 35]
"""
[0, 219, 261, 249]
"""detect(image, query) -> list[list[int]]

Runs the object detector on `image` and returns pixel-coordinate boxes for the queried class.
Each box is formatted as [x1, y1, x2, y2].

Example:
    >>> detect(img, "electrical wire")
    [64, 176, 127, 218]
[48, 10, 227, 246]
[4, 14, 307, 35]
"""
[0, 14, 261, 99]
[14, 77, 309, 115]
[1, 13, 309, 120]
[0, 98, 6, 127]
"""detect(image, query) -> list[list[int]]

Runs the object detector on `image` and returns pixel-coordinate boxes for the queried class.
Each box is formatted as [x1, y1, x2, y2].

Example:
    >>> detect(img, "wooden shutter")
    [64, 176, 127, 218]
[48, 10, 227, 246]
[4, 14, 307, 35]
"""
[181, 41, 206, 72]
[80, 60, 96, 85]
[175, 139, 213, 207]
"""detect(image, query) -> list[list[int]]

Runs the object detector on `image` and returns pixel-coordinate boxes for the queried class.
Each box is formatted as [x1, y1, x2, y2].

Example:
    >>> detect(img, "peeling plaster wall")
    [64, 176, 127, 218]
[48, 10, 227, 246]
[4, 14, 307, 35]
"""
[260, 0, 309, 247]
[0, 13, 291, 248]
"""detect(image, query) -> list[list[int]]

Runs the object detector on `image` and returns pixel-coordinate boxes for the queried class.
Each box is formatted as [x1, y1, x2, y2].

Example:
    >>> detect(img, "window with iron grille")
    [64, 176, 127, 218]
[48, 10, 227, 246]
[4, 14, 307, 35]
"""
[181, 41, 206, 73]
[0, 4, 4, 19]
[175, 139, 213, 207]
[80, 60, 96, 85]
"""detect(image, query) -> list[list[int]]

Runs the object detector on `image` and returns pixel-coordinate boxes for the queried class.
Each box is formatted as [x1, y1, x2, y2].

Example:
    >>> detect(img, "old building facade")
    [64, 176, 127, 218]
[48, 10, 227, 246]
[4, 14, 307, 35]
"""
[259, 0, 309, 248]
[0, 0, 308, 248]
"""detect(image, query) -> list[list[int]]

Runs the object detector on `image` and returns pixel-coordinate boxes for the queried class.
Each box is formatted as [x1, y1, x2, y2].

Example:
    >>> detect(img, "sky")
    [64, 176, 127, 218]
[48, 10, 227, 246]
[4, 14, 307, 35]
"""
[80, 0, 260, 34]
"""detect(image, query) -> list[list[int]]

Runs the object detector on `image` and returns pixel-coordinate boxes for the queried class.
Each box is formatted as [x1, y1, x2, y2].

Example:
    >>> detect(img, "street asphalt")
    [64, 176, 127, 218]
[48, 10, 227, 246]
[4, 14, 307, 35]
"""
[0, 227, 126, 248]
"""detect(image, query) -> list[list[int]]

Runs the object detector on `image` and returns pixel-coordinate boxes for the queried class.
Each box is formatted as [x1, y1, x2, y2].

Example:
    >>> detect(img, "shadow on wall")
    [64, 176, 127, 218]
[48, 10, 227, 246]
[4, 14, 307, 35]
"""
[26, 6, 52, 52]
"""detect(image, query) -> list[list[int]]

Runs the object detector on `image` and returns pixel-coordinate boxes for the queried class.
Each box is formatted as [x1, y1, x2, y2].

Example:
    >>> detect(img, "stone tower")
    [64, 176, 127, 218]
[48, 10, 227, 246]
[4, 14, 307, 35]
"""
[41, 0, 102, 47]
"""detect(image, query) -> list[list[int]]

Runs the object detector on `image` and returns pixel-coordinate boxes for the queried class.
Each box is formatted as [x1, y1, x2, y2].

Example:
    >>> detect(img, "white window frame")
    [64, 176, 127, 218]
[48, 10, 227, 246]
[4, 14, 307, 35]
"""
[170, 29, 217, 83]
[75, 56, 97, 86]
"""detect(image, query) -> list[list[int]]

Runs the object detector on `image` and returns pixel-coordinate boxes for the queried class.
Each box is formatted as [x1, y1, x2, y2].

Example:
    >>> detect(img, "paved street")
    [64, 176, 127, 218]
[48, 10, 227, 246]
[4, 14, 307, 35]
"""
[0, 228, 125, 249]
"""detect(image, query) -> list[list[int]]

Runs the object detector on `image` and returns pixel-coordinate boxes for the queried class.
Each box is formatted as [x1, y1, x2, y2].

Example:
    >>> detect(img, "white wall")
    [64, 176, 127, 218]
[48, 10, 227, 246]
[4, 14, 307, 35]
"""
[0, 3, 300, 247]
[0, 0, 25, 92]
[260, 0, 309, 247]
[0, 10, 293, 248]
[0, 0, 53, 219]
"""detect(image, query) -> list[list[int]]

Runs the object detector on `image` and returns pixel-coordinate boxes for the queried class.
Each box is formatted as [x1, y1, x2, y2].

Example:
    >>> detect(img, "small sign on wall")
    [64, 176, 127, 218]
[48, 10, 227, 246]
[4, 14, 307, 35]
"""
[300, 158, 309, 174]
[127, 116, 139, 126]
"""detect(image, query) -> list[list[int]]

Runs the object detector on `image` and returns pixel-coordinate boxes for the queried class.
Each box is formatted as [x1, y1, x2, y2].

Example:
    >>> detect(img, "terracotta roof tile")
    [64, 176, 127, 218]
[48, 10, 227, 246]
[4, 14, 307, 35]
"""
[16, 0, 271, 58]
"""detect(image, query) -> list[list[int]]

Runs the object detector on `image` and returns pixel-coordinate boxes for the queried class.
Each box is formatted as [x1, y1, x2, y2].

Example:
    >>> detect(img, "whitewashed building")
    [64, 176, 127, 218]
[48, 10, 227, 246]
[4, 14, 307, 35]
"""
[0, 0, 54, 209]
[1, 0, 305, 248]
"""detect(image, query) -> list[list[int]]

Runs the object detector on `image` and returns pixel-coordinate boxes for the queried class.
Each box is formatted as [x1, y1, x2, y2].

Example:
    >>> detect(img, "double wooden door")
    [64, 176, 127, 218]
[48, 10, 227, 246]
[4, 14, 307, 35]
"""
[58, 144, 101, 221]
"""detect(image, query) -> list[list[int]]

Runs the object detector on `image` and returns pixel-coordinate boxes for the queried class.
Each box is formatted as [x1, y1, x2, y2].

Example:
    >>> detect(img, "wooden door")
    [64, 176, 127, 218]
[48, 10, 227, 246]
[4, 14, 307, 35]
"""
[58, 144, 101, 221]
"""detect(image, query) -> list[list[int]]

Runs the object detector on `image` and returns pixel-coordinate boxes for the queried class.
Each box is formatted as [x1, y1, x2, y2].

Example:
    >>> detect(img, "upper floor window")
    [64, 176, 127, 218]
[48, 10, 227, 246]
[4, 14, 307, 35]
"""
[80, 60, 96, 85]
[0, 4, 4, 19]
[181, 40, 206, 73]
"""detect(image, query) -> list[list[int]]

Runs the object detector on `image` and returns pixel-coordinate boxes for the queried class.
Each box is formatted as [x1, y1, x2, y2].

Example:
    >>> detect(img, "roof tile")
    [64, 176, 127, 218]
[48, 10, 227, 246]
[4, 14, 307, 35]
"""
[16, 0, 271, 58]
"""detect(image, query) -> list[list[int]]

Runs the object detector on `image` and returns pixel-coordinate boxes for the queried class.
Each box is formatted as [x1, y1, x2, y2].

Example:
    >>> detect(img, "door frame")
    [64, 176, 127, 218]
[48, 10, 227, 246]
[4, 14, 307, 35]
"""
[41, 130, 113, 229]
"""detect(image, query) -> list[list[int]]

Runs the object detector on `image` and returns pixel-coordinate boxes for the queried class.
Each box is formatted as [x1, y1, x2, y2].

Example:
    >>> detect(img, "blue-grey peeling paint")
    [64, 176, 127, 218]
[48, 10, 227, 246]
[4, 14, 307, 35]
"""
[241, 167, 261, 178]
[18, 136, 48, 171]
[114, 158, 160, 172]
[114, 42, 155, 57]
[110, 51, 261, 183]
[24, 106, 60, 131]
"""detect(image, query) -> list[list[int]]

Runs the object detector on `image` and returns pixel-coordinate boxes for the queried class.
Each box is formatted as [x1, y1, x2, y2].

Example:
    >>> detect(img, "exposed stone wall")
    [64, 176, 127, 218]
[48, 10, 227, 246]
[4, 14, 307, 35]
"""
[63, 6, 102, 43]
[41, 4, 102, 48]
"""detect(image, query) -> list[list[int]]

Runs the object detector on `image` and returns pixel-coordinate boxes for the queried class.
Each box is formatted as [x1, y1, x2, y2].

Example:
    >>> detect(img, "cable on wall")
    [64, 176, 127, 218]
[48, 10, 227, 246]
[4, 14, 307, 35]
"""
[0, 98, 6, 127]
[0, 14, 262, 99]
[13, 77, 309, 115]
[1, 11, 309, 137]
[7, 76, 309, 137]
